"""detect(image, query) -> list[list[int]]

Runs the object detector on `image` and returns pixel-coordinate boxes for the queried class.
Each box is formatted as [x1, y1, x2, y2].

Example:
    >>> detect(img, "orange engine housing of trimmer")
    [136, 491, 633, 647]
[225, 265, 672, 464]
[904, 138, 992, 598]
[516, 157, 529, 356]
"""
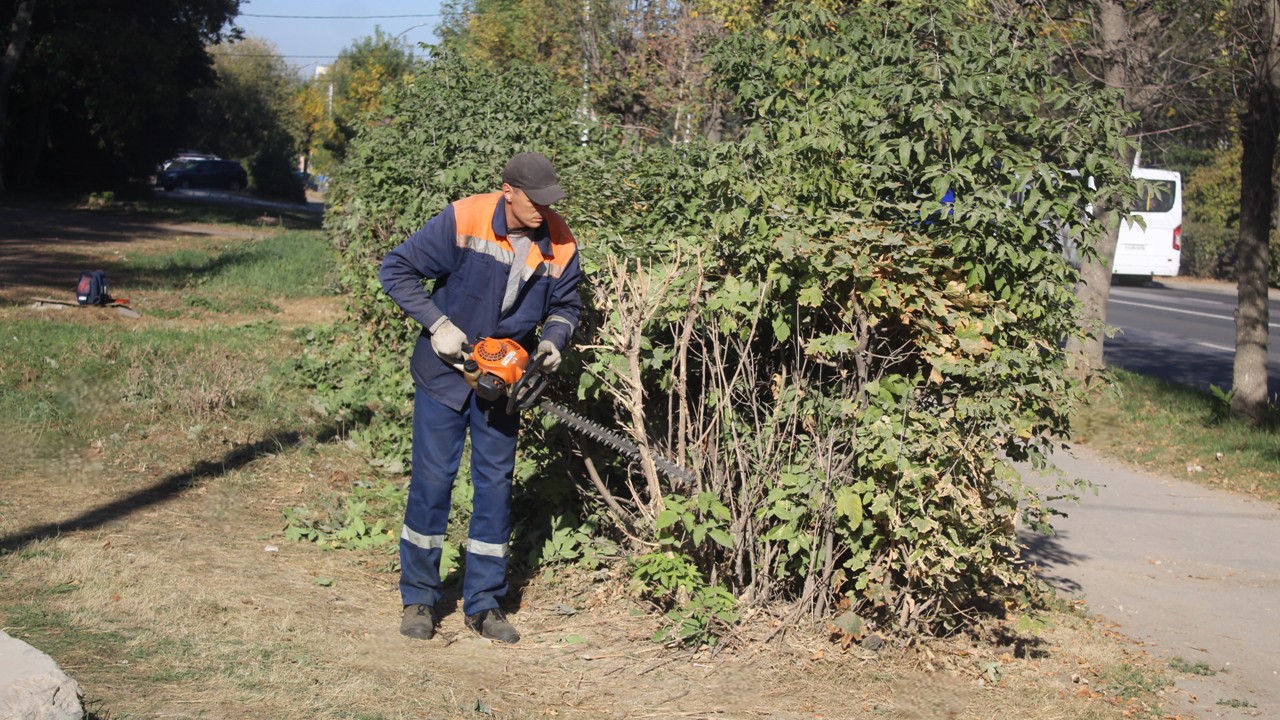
[463, 337, 529, 400]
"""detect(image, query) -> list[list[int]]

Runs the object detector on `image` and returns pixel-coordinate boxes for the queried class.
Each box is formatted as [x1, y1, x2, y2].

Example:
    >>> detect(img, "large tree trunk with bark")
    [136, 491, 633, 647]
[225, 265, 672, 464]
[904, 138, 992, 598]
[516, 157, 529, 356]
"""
[1231, 0, 1280, 422]
[0, 0, 37, 193]
[1067, 0, 1134, 381]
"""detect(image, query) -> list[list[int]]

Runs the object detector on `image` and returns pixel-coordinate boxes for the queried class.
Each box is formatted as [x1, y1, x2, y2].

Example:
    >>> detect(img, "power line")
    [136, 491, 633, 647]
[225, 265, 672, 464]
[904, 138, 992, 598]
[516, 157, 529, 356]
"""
[219, 53, 347, 59]
[240, 13, 445, 19]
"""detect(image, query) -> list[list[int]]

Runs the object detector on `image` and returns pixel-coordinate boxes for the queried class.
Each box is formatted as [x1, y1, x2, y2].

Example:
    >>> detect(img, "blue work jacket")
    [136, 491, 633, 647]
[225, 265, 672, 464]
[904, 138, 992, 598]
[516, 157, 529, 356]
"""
[379, 192, 582, 411]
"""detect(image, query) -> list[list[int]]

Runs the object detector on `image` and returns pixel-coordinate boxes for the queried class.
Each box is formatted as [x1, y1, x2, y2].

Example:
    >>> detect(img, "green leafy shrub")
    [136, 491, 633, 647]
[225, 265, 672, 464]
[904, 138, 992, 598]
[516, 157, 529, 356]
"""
[249, 129, 306, 203]
[1180, 145, 1237, 280]
[630, 551, 739, 647]
[283, 479, 405, 551]
[310, 1, 1132, 640]
[569, 2, 1130, 635]
[1180, 220, 1236, 279]
[1183, 143, 1240, 231]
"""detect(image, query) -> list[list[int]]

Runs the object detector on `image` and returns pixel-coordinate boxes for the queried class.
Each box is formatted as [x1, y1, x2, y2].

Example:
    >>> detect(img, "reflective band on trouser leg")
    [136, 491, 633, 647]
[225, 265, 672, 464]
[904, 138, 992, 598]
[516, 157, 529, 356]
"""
[466, 538, 509, 557]
[461, 393, 518, 616]
[402, 526, 444, 550]
[400, 388, 466, 609]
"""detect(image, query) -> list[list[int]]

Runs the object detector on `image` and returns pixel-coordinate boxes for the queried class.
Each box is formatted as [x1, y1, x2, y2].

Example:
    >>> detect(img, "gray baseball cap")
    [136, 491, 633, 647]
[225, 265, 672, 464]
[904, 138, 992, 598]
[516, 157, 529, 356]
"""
[501, 152, 566, 206]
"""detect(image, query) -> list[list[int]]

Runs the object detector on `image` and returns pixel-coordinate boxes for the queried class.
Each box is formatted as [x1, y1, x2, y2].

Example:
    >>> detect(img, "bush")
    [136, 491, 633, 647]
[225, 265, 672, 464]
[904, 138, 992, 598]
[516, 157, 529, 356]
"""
[249, 130, 306, 203]
[1181, 220, 1237, 279]
[1184, 144, 1240, 231]
[572, 2, 1129, 635]
[1180, 224, 1280, 286]
[311, 2, 1133, 640]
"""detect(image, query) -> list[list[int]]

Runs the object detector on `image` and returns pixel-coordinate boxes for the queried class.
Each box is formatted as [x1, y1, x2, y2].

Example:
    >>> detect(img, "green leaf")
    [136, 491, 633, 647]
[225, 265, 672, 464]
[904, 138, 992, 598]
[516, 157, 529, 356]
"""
[708, 529, 735, 549]
[835, 488, 864, 526]
[832, 611, 864, 637]
[656, 509, 680, 531]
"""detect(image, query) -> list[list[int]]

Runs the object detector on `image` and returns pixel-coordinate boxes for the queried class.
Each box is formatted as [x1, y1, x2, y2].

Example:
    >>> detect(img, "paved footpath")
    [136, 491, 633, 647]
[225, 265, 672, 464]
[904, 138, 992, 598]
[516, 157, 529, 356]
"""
[1021, 445, 1280, 718]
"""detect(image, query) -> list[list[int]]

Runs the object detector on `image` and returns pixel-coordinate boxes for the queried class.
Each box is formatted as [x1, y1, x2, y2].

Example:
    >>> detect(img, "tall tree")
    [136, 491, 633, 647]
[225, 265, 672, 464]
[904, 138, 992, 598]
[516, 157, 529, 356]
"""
[0, 0, 240, 191]
[0, 0, 36, 193]
[1231, 0, 1280, 420]
[190, 36, 302, 161]
[1061, 0, 1139, 380]
[439, 0, 733, 143]
[298, 28, 414, 171]
[1017, 0, 1227, 378]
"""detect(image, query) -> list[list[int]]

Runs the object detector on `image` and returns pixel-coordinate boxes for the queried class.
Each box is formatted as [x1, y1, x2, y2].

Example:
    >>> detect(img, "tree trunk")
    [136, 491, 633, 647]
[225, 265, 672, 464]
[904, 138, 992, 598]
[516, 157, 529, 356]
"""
[1230, 0, 1280, 422]
[1066, 202, 1122, 380]
[1068, 0, 1134, 381]
[0, 0, 37, 193]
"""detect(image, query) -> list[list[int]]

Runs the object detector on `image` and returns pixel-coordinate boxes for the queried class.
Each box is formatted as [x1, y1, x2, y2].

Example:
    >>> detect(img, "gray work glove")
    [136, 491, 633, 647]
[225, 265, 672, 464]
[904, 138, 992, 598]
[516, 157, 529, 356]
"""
[536, 340, 562, 373]
[429, 317, 467, 365]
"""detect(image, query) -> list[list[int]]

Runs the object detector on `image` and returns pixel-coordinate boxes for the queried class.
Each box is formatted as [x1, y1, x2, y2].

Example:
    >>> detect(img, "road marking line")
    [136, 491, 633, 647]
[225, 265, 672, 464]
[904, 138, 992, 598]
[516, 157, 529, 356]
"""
[1194, 341, 1235, 352]
[1108, 298, 1280, 329]
[1110, 289, 1229, 308]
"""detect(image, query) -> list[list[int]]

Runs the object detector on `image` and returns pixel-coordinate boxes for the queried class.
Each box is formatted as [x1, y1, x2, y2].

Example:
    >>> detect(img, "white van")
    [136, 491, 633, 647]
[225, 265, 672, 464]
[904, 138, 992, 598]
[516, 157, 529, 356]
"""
[1112, 167, 1183, 277]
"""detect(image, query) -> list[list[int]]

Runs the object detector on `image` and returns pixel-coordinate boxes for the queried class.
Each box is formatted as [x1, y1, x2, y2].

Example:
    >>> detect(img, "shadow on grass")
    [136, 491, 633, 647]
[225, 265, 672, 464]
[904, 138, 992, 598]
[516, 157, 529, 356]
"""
[134, 194, 323, 230]
[0, 422, 343, 558]
[109, 242, 301, 293]
[0, 201, 322, 305]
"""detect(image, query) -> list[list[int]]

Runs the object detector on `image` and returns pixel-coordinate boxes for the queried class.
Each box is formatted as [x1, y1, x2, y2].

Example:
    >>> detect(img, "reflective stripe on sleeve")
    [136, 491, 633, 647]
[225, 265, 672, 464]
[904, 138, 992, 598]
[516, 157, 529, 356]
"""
[401, 525, 445, 550]
[545, 315, 574, 329]
[466, 538, 509, 558]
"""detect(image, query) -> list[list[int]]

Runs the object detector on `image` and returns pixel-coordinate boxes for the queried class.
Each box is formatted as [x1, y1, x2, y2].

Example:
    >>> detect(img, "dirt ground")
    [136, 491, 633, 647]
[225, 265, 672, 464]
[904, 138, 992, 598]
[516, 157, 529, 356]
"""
[0, 203, 1173, 720]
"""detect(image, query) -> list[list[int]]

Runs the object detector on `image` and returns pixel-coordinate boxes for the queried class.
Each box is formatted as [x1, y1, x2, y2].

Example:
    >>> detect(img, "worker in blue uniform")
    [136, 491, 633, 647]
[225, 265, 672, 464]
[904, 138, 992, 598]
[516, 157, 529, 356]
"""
[379, 152, 582, 643]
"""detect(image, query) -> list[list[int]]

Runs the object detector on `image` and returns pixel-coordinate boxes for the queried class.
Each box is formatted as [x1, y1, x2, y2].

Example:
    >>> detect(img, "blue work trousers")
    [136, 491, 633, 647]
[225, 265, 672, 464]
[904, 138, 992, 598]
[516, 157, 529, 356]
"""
[399, 387, 519, 617]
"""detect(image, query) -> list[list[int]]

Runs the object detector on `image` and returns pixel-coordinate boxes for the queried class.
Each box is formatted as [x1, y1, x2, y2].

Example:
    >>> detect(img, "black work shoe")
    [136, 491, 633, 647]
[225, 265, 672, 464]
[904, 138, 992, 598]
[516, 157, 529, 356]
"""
[400, 604, 436, 640]
[465, 608, 520, 644]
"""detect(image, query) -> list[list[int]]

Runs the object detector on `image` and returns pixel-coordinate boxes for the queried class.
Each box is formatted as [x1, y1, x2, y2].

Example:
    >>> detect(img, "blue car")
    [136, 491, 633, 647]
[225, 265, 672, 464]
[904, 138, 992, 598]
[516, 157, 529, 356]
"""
[157, 159, 248, 191]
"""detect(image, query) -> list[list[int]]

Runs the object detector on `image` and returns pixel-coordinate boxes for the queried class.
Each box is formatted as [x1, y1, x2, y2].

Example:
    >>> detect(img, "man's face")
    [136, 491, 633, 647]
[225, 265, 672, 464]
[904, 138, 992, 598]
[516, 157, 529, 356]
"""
[503, 184, 547, 230]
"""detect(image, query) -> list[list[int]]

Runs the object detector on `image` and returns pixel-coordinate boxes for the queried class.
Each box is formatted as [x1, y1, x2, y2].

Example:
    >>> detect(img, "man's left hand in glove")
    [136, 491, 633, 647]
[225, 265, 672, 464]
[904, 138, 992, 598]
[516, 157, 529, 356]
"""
[536, 340, 561, 373]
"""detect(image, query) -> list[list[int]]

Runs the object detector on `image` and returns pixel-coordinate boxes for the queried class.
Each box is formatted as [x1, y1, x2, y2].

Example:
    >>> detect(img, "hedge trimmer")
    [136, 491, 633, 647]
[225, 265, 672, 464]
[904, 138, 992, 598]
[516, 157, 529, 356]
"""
[461, 337, 694, 485]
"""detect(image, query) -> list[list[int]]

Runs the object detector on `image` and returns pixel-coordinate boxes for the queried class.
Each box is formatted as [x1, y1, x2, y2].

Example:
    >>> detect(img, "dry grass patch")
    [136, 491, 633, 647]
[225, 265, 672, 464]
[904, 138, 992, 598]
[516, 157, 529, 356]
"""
[2, 429, 1174, 720]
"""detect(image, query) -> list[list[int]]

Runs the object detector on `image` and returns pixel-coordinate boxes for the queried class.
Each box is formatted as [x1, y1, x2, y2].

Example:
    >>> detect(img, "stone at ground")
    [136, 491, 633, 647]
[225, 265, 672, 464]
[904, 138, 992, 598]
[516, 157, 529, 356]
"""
[0, 630, 84, 720]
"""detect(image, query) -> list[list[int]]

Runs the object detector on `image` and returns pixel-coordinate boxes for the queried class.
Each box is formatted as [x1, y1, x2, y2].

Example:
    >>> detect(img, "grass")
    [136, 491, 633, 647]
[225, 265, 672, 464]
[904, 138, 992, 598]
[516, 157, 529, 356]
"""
[0, 316, 313, 481]
[1073, 369, 1280, 502]
[1169, 656, 1218, 676]
[1097, 663, 1171, 719]
[10, 202, 1275, 719]
[121, 230, 337, 299]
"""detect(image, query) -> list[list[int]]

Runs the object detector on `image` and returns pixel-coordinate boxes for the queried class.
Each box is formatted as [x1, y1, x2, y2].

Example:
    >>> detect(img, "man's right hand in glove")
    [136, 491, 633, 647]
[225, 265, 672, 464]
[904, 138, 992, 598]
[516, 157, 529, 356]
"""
[429, 317, 467, 365]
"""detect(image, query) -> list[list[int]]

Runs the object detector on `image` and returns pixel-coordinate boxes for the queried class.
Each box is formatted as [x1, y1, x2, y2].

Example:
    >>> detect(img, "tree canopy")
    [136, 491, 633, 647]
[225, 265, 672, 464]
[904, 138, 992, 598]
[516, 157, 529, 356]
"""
[0, 0, 241, 191]
[189, 36, 302, 162]
[298, 28, 417, 174]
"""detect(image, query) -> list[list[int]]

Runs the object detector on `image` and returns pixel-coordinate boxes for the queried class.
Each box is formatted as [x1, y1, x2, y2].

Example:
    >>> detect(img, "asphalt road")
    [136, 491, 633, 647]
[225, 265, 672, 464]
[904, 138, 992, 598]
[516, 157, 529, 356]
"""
[1103, 279, 1280, 401]
[153, 186, 324, 217]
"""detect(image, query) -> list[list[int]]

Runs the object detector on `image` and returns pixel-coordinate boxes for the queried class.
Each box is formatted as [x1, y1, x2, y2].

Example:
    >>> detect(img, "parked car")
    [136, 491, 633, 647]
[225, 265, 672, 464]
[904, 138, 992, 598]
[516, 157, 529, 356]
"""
[157, 159, 247, 191]
[158, 151, 218, 172]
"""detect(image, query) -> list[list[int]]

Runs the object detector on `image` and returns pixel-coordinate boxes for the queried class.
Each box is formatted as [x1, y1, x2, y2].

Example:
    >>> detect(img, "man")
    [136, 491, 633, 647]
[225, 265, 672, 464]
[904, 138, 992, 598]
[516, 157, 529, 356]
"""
[379, 152, 582, 644]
